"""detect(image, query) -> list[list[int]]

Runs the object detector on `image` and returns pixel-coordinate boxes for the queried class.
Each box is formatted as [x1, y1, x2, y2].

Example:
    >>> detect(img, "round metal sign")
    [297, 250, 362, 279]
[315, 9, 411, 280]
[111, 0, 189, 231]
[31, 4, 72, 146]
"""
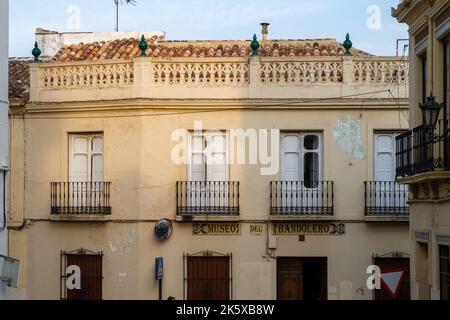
[154, 219, 173, 241]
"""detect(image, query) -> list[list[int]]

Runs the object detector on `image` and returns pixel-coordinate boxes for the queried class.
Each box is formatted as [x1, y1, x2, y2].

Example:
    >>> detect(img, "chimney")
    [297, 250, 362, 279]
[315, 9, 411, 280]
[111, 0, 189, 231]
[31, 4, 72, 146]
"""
[261, 22, 270, 42]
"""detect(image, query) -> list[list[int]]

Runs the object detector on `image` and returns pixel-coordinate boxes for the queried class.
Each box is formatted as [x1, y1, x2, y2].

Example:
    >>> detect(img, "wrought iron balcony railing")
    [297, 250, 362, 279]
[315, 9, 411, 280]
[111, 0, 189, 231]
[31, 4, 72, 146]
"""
[364, 181, 409, 217]
[51, 182, 112, 215]
[396, 120, 450, 177]
[270, 181, 334, 216]
[176, 181, 240, 216]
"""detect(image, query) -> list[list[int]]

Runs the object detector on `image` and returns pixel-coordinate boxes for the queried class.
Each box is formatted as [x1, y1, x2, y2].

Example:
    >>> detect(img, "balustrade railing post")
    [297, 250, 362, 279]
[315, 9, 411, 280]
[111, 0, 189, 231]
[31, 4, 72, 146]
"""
[29, 63, 41, 102]
[342, 56, 355, 97]
[132, 57, 153, 99]
[249, 56, 261, 99]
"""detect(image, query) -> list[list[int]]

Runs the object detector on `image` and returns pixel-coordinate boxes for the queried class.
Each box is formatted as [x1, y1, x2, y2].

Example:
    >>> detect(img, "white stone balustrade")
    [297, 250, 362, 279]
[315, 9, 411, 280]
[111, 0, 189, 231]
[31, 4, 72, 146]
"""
[30, 56, 409, 102]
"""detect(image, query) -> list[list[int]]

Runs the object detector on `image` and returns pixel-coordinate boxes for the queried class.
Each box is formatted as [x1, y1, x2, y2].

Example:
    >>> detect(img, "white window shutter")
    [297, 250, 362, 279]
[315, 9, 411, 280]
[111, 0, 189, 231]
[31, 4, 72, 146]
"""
[282, 134, 301, 181]
[91, 136, 104, 182]
[374, 134, 395, 182]
[189, 134, 206, 181]
[71, 136, 89, 182]
[207, 133, 227, 181]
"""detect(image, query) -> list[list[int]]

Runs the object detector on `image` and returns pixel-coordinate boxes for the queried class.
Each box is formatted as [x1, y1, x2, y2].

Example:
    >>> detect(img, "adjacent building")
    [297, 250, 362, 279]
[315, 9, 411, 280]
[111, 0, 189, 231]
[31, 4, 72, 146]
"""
[8, 26, 411, 300]
[0, 0, 9, 301]
[393, 0, 450, 300]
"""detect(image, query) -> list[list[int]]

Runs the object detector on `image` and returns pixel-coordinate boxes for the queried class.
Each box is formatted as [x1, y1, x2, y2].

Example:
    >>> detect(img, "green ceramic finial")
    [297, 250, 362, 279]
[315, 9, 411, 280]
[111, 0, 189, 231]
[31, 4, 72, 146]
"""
[343, 33, 352, 56]
[138, 35, 148, 56]
[250, 34, 260, 56]
[32, 41, 41, 62]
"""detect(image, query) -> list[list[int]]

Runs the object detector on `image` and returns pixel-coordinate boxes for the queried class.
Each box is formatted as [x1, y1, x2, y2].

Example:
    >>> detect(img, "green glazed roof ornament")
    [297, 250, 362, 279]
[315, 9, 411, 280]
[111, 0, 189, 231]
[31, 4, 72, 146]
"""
[250, 34, 260, 56]
[138, 35, 148, 56]
[343, 33, 352, 56]
[32, 41, 41, 62]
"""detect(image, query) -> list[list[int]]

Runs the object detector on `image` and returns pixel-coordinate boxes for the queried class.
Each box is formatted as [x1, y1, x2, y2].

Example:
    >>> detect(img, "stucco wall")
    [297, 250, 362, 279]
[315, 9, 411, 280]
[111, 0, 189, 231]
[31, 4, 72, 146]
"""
[8, 104, 411, 299]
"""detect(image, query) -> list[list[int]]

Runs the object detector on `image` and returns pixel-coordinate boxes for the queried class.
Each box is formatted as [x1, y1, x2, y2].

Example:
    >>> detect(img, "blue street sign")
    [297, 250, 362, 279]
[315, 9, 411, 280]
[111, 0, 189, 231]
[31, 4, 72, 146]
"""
[155, 257, 164, 280]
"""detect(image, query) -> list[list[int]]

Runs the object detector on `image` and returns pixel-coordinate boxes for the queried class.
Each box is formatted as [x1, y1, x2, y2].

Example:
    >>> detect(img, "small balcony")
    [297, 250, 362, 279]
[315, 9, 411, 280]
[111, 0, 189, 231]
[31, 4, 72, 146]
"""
[176, 181, 240, 219]
[364, 181, 409, 221]
[396, 120, 450, 178]
[51, 182, 112, 216]
[270, 181, 334, 220]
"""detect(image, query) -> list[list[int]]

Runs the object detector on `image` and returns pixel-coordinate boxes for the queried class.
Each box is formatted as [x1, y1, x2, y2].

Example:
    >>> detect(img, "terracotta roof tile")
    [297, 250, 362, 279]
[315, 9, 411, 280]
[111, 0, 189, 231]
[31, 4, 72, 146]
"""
[8, 58, 31, 100]
[53, 36, 369, 62]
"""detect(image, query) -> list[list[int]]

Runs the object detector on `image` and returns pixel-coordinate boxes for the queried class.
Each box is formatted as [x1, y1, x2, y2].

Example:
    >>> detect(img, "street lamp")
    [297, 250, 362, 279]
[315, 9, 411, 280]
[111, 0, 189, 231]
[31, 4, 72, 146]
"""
[419, 95, 449, 142]
[420, 95, 444, 129]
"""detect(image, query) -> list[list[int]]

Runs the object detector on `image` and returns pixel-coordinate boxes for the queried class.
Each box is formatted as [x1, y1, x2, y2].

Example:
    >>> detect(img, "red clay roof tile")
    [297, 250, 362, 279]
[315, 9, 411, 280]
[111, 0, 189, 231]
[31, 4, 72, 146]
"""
[52, 36, 369, 62]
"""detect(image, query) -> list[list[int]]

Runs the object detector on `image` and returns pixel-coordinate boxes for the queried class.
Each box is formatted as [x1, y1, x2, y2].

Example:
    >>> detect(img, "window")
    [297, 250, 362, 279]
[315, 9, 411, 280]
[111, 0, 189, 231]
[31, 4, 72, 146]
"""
[444, 37, 450, 168]
[444, 37, 449, 121]
[61, 249, 103, 300]
[188, 131, 228, 182]
[374, 133, 404, 181]
[281, 133, 322, 188]
[69, 134, 104, 182]
[439, 245, 450, 300]
[370, 133, 409, 212]
[421, 54, 428, 103]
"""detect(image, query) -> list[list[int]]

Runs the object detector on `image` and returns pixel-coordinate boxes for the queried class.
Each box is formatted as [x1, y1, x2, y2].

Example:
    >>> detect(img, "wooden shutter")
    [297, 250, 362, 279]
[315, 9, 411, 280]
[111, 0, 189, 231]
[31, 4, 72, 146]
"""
[69, 134, 104, 182]
[66, 254, 103, 300]
[70, 136, 89, 182]
[374, 134, 396, 182]
[91, 136, 104, 182]
[206, 133, 227, 182]
[189, 134, 206, 181]
[282, 134, 301, 181]
[187, 256, 230, 300]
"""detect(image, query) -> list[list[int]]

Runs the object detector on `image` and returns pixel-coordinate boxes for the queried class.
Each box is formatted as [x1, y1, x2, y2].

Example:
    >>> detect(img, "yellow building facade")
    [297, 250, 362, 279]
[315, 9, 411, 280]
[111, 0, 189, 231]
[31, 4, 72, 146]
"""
[393, 0, 450, 300]
[8, 30, 411, 300]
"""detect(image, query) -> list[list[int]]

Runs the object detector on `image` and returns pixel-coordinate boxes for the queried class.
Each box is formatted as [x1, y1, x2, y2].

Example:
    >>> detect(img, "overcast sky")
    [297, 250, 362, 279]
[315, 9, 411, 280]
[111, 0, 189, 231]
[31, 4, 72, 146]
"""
[9, 0, 408, 57]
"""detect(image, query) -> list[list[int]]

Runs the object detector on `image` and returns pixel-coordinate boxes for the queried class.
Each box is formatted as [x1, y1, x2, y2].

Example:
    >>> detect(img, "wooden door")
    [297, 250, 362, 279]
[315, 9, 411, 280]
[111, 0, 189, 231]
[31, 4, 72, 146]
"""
[187, 256, 230, 300]
[66, 254, 103, 300]
[277, 258, 303, 300]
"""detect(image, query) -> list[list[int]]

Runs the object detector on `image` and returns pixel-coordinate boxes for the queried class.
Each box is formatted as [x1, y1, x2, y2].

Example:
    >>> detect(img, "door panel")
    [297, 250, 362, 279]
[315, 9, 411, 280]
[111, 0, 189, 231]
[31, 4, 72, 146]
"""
[277, 258, 303, 300]
[66, 254, 102, 300]
[277, 257, 327, 301]
[187, 257, 230, 300]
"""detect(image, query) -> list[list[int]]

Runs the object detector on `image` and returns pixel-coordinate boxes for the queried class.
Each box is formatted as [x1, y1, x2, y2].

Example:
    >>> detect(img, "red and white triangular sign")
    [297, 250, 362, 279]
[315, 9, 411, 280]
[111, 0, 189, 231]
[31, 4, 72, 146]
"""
[381, 269, 406, 299]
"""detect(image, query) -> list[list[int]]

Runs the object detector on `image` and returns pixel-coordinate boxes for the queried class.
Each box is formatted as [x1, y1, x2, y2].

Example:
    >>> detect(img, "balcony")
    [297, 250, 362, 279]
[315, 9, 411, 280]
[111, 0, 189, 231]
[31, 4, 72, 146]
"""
[51, 182, 112, 216]
[396, 120, 450, 178]
[176, 181, 240, 219]
[270, 181, 334, 220]
[364, 181, 409, 221]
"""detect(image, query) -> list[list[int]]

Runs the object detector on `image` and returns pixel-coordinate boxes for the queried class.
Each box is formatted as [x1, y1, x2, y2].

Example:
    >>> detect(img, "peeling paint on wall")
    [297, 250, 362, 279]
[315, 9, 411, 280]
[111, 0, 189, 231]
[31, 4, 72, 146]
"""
[109, 241, 118, 253]
[333, 116, 364, 159]
[118, 273, 127, 283]
[108, 228, 136, 254]
[123, 228, 136, 254]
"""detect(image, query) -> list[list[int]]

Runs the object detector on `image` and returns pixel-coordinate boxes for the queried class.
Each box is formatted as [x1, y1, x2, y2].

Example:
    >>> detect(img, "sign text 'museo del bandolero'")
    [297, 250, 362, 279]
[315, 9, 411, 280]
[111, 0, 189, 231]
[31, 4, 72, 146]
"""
[273, 223, 346, 235]
[193, 223, 241, 235]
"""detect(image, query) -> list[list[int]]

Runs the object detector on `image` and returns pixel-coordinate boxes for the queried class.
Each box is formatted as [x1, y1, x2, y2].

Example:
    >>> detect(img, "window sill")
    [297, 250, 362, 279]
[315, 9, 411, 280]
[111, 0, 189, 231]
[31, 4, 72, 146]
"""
[50, 215, 112, 222]
[269, 215, 335, 222]
[364, 215, 409, 222]
[176, 215, 240, 223]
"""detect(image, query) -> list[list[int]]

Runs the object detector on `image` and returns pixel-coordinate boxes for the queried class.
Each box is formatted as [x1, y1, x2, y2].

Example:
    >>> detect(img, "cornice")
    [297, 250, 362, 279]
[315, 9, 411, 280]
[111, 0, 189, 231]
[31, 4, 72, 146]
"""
[23, 98, 410, 115]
